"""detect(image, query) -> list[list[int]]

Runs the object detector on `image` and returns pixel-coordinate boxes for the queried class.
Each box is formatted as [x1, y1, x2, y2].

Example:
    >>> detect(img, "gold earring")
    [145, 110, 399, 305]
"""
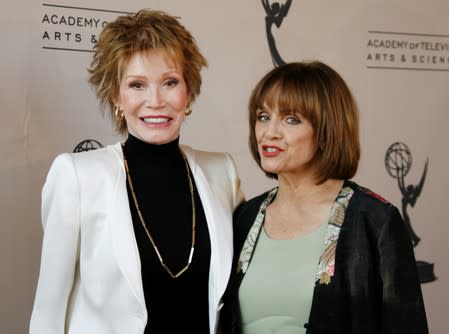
[114, 106, 124, 121]
[185, 104, 193, 116]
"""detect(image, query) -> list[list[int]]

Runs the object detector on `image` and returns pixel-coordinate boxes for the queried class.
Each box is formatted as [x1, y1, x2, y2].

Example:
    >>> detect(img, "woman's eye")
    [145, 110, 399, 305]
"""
[286, 115, 300, 125]
[257, 114, 270, 122]
[164, 79, 179, 87]
[130, 82, 144, 89]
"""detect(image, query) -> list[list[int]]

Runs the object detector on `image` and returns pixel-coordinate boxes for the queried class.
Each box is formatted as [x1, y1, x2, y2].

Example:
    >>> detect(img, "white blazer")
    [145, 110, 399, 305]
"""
[30, 142, 244, 334]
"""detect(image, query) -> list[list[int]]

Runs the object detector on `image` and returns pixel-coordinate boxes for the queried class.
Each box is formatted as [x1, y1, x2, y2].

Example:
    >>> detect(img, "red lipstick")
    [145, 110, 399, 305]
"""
[261, 145, 284, 157]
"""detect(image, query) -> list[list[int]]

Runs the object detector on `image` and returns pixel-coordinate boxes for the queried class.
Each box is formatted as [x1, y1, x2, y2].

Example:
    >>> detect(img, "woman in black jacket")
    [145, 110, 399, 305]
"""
[222, 61, 427, 333]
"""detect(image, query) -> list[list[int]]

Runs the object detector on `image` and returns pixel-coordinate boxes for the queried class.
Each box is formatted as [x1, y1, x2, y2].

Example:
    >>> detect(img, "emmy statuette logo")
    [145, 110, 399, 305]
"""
[261, 0, 292, 67]
[385, 142, 436, 283]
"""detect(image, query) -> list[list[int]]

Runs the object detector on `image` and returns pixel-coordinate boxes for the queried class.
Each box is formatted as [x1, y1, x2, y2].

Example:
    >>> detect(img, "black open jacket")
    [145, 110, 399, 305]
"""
[221, 180, 428, 334]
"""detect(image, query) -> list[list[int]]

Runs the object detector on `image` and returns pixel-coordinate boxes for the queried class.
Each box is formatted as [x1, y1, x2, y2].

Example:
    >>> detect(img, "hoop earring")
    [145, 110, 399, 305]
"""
[114, 106, 124, 121]
[185, 104, 193, 116]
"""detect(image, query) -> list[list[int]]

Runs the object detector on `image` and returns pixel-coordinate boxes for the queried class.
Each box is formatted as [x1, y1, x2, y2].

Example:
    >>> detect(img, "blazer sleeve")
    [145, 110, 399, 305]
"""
[30, 154, 81, 334]
[223, 152, 245, 210]
[374, 206, 428, 333]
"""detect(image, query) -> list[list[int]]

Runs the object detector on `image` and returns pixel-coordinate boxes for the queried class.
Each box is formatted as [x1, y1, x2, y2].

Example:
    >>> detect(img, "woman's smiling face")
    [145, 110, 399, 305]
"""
[116, 49, 190, 144]
[255, 101, 317, 179]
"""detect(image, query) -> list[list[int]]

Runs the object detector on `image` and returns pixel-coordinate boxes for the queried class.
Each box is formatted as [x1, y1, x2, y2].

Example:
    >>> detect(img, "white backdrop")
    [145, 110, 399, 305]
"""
[1, 1, 448, 333]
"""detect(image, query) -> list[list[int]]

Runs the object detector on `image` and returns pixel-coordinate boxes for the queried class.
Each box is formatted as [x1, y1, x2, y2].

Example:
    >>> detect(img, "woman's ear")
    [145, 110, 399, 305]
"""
[112, 95, 120, 107]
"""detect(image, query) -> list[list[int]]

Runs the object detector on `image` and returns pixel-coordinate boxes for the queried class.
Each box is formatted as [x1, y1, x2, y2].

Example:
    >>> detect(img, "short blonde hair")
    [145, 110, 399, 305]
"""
[88, 9, 207, 134]
[248, 61, 360, 183]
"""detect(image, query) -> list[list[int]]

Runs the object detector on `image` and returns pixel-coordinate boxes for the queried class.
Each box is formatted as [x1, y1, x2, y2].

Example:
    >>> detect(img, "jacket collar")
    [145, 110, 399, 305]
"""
[236, 183, 355, 286]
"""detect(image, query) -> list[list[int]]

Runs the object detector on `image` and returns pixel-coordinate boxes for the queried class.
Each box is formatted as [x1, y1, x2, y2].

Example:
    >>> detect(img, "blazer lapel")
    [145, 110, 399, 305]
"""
[108, 143, 146, 310]
[180, 146, 233, 310]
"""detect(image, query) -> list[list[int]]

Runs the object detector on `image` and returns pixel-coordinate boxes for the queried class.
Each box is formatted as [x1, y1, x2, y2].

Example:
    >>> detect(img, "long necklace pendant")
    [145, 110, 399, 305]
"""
[121, 143, 197, 279]
[188, 246, 195, 264]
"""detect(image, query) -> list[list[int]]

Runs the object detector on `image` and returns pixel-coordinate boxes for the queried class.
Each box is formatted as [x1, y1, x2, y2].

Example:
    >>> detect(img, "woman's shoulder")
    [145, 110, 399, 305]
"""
[181, 144, 230, 162]
[232, 190, 274, 243]
[239, 189, 273, 207]
[49, 142, 122, 176]
[180, 144, 239, 177]
[346, 180, 393, 207]
[234, 189, 275, 222]
[345, 180, 400, 223]
[70, 142, 121, 160]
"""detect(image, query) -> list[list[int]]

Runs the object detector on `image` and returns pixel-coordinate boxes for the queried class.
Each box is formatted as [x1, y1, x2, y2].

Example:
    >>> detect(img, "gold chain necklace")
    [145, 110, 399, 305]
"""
[122, 143, 196, 278]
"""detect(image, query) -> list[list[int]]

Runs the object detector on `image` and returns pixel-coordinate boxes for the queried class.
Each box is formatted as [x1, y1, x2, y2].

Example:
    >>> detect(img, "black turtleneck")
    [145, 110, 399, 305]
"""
[123, 134, 210, 333]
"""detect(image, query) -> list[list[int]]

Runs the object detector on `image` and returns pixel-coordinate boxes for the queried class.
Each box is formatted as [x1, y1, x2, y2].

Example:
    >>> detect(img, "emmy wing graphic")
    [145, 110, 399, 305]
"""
[385, 142, 436, 283]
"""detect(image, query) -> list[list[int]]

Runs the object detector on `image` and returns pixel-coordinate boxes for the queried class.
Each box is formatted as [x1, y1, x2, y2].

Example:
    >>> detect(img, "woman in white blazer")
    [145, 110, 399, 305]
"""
[30, 10, 244, 334]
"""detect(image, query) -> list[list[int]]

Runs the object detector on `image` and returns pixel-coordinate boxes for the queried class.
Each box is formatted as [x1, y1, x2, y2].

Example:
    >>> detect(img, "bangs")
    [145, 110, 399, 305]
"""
[255, 74, 306, 117]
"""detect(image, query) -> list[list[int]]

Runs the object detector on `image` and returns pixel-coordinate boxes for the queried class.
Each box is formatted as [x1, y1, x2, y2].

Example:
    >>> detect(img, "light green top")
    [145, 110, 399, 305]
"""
[238, 222, 327, 334]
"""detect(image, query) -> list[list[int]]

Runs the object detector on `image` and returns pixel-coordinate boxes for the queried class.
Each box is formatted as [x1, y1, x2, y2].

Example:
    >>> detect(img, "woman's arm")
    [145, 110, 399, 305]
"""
[30, 154, 81, 334]
[376, 206, 428, 333]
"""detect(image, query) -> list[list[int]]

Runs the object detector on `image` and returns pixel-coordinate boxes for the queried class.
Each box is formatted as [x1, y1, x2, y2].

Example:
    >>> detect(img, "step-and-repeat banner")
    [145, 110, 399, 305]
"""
[1, 1, 447, 332]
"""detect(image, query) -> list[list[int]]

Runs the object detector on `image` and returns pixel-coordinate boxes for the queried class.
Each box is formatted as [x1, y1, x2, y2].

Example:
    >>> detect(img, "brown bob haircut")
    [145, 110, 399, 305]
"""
[248, 61, 360, 184]
[88, 9, 207, 134]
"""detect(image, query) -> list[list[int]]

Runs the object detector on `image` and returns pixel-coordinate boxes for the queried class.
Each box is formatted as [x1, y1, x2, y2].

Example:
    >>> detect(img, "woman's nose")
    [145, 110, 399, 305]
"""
[145, 86, 164, 109]
[265, 119, 282, 138]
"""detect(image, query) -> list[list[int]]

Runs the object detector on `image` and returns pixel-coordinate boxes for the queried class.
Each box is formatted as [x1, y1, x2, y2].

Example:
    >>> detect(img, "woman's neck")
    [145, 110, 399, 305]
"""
[274, 175, 344, 209]
[124, 134, 180, 158]
[264, 176, 344, 239]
